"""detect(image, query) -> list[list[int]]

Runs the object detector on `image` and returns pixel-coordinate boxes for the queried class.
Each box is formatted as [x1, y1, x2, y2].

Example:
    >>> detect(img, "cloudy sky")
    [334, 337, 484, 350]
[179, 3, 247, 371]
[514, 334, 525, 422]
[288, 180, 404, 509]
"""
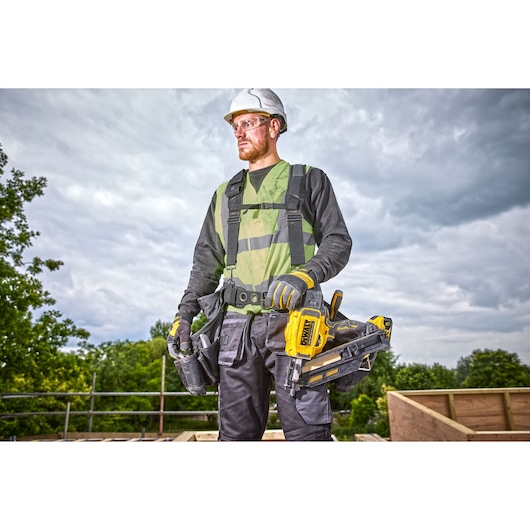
[1, 5, 528, 518]
[1, 88, 529, 368]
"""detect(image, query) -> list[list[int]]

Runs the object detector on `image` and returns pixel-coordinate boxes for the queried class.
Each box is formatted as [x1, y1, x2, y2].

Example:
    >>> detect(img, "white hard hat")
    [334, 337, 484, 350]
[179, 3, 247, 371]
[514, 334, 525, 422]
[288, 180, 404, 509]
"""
[224, 88, 288, 133]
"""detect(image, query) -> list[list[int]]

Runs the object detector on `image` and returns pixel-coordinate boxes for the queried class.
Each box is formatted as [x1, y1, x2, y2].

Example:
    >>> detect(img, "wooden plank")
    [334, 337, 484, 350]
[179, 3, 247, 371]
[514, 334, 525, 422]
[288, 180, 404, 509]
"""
[410, 394, 451, 418]
[261, 430, 286, 441]
[503, 392, 515, 431]
[355, 433, 387, 442]
[448, 393, 457, 421]
[193, 431, 219, 441]
[510, 393, 530, 430]
[172, 431, 197, 442]
[388, 391, 474, 441]
[389, 388, 530, 441]
[467, 431, 530, 442]
[453, 392, 507, 431]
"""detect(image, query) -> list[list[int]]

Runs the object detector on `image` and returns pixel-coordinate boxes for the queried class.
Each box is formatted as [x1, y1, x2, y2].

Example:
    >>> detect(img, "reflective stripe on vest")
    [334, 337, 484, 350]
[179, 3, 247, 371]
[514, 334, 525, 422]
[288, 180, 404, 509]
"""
[214, 160, 316, 297]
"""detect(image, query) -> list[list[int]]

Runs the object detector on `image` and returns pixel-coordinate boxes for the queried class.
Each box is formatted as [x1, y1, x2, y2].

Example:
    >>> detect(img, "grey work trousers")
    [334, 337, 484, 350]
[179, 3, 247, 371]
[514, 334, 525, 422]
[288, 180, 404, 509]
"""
[217, 312, 333, 441]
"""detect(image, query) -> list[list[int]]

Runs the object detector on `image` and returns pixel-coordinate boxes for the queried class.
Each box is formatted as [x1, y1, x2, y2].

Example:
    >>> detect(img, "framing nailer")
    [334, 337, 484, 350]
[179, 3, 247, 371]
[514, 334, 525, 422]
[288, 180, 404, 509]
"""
[283, 290, 392, 397]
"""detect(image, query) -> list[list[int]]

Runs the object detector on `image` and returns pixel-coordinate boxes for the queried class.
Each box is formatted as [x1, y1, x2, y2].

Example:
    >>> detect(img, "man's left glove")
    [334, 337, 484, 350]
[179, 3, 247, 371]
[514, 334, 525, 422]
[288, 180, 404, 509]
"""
[167, 314, 192, 355]
[265, 269, 316, 311]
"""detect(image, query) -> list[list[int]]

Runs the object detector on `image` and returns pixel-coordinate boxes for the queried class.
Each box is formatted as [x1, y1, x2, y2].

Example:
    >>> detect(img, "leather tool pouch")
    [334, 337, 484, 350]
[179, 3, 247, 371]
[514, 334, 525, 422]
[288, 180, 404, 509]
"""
[172, 350, 207, 396]
[190, 290, 226, 386]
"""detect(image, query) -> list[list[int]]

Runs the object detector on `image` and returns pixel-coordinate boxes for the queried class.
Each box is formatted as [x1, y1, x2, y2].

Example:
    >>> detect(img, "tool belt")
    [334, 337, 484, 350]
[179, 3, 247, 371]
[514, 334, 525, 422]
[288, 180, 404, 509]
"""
[170, 290, 226, 395]
[221, 283, 269, 309]
[171, 284, 269, 395]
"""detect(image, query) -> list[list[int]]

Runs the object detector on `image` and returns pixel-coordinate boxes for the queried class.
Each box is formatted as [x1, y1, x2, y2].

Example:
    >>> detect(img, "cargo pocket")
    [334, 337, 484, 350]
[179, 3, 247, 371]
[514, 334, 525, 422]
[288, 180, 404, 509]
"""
[294, 384, 332, 425]
[198, 340, 220, 385]
[218, 314, 248, 367]
[191, 304, 225, 385]
[265, 312, 288, 351]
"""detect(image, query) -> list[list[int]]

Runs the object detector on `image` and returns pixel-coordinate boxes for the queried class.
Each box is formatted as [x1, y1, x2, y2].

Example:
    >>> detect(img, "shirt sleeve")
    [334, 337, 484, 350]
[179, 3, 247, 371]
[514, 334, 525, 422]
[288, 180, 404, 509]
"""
[302, 167, 352, 283]
[177, 191, 225, 321]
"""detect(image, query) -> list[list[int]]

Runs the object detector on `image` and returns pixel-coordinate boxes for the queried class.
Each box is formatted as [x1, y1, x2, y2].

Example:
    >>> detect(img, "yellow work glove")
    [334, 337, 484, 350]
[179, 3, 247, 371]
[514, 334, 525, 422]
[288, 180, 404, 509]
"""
[266, 269, 316, 311]
[167, 314, 192, 355]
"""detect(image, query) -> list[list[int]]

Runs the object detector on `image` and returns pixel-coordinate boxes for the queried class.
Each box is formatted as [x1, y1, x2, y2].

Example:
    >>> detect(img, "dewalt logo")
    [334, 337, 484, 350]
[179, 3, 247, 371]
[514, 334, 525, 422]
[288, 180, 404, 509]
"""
[301, 319, 315, 346]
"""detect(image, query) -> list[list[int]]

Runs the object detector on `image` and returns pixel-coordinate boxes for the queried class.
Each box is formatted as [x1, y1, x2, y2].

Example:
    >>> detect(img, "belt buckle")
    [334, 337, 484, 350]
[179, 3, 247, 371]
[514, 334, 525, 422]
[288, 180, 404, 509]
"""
[237, 290, 248, 304]
[236, 289, 266, 308]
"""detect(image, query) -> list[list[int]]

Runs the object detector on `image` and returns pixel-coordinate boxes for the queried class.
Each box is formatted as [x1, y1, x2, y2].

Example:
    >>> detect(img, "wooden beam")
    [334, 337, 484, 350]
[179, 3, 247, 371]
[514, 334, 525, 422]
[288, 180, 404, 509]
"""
[448, 393, 457, 421]
[355, 433, 387, 442]
[388, 391, 474, 441]
[172, 431, 197, 442]
[467, 431, 530, 442]
[503, 392, 515, 431]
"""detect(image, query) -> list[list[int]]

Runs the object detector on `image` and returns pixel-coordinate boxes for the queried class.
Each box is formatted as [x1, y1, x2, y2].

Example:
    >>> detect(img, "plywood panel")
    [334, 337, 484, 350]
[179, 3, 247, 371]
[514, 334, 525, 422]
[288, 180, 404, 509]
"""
[388, 388, 530, 441]
[511, 393, 530, 430]
[408, 394, 451, 418]
[453, 393, 507, 431]
[388, 392, 473, 441]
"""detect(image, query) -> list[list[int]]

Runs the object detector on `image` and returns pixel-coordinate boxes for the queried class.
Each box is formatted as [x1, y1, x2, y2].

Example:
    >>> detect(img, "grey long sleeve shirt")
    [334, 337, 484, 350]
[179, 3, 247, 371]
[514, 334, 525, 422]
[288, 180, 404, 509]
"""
[177, 165, 352, 321]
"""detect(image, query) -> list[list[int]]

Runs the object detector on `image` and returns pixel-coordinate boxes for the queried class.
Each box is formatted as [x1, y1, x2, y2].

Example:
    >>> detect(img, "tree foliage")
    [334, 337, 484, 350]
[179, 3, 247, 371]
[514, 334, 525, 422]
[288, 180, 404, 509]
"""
[461, 348, 530, 388]
[394, 362, 457, 390]
[0, 143, 89, 391]
[350, 394, 376, 427]
[329, 349, 399, 410]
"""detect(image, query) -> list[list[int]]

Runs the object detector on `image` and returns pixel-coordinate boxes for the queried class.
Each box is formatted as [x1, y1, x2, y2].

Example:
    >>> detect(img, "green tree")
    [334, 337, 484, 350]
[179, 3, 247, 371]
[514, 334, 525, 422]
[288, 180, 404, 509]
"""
[430, 362, 458, 388]
[81, 339, 163, 432]
[81, 332, 217, 433]
[0, 143, 88, 388]
[150, 319, 171, 339]
[374, 383, 396, 438]
[0, 349, 93, 438]
[395, 363, 434, 389]
[462, 348, 530, 388]
[330, 349, 398, 410]
[349, 393, 376, 429]
[150, 312, 207, 340]
[455, 355, 472, 386]
[395, 362, 458, 390]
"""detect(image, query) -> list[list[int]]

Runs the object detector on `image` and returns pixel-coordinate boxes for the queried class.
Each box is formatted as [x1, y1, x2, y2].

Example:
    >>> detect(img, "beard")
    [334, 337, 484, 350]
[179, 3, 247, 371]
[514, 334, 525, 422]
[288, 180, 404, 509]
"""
[238, 135, 270, 163]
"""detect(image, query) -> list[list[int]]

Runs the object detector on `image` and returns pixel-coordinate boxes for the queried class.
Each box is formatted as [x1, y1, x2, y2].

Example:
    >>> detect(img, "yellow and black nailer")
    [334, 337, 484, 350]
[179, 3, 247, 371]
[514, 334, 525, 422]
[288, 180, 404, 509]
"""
[283, 289, 392, 397]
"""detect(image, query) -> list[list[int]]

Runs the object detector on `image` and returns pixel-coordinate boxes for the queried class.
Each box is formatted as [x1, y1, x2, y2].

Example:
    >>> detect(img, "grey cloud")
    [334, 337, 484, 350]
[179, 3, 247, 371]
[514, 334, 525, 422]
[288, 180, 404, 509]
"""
[1, 88, 529, 368]
[282, 89, 530, 228]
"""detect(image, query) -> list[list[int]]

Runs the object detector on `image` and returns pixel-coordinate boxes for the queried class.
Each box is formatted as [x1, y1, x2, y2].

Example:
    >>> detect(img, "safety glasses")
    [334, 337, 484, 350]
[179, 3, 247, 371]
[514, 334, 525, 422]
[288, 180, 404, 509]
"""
[231, 116, 270, 134]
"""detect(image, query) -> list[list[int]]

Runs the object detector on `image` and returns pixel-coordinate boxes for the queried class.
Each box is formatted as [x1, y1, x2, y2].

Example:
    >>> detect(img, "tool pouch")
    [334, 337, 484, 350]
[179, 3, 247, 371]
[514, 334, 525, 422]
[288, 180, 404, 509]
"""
[197, 340, 220, 386]
[189, 290, 226, 386]
[172, 349, 207, 396]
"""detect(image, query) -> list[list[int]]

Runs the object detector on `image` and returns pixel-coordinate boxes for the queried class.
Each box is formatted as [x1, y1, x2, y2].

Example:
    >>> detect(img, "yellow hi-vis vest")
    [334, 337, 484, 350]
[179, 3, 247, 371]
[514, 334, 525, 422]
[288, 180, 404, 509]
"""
[214, 160, 316, 313]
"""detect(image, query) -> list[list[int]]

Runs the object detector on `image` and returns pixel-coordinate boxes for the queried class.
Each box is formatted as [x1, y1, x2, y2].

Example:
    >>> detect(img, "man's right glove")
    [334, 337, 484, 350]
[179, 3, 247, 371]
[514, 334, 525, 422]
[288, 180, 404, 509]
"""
[167, 313, 207, 396]
[167, 313, 192, 355]
[265, 269, 316, 311]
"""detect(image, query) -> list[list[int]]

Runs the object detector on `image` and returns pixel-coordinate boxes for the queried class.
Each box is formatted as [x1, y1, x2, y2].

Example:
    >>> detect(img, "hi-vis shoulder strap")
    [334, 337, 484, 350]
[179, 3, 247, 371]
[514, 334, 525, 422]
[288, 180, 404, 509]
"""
[225, 164, 306, 267]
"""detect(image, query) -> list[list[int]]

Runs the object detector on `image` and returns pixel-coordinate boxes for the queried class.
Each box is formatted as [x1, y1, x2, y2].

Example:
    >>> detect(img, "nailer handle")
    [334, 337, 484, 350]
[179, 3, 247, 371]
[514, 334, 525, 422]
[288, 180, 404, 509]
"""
[330, 290, 343, 320]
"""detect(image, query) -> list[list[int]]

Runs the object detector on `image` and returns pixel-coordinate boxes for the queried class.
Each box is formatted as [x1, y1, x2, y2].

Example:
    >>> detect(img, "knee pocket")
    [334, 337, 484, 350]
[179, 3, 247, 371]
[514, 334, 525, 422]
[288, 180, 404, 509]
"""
[295, 384, 332, 425]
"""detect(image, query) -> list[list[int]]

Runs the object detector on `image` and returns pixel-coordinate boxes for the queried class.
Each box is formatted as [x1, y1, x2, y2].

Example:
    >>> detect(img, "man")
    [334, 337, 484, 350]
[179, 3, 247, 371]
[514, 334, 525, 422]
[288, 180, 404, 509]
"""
[170, 89, 352, 441]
